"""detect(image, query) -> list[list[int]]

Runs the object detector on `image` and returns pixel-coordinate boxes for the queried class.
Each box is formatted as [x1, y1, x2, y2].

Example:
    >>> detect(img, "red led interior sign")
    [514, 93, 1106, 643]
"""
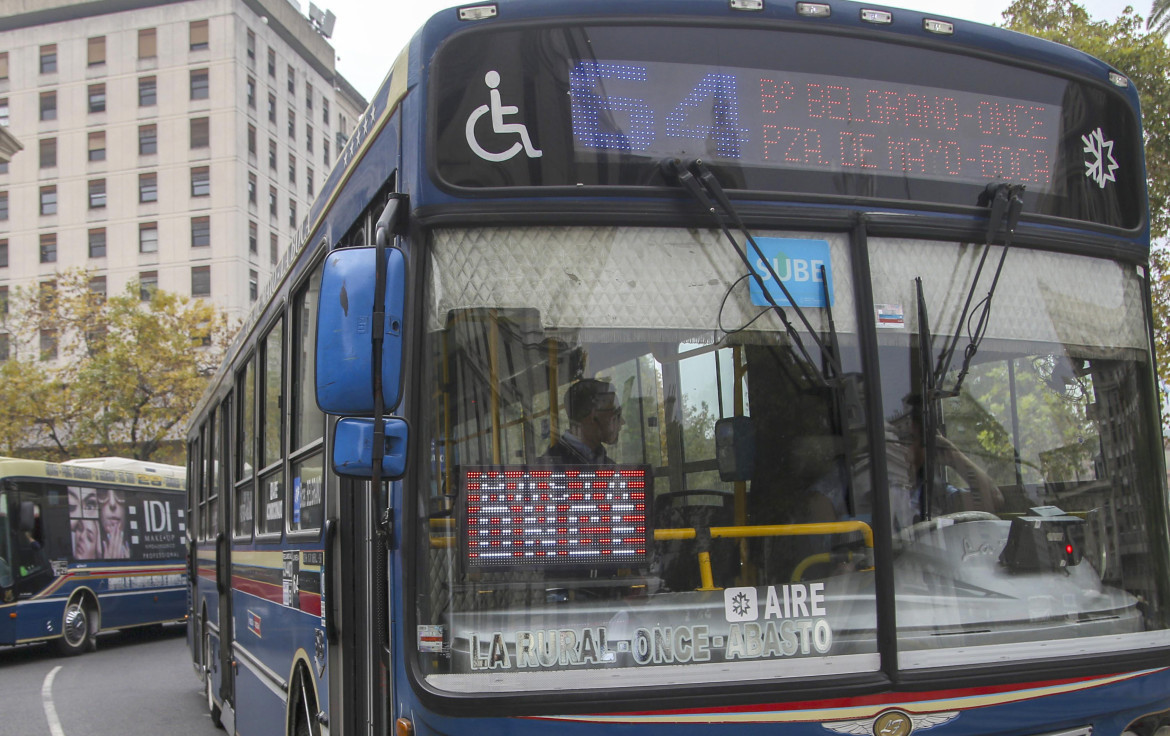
[460, 466, 651, 569]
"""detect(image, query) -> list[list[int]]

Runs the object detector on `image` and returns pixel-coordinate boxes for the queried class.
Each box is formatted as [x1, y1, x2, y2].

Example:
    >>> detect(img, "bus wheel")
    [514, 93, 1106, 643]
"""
[55, 597, 95, 656]
[204, 628, 224, 729]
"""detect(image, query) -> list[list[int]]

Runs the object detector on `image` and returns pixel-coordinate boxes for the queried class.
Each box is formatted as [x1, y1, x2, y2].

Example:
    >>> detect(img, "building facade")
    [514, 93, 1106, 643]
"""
[0, 0, 367, 358]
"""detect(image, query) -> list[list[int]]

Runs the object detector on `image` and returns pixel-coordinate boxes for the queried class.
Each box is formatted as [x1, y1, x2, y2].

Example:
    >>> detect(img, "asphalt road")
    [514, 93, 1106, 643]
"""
[0, 625, 223, 736]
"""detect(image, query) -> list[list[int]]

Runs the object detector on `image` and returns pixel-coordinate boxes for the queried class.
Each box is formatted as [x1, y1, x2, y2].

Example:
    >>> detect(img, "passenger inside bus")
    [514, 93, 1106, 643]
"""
[541, 379, 624, 465]
[888, 399, 1004, 531]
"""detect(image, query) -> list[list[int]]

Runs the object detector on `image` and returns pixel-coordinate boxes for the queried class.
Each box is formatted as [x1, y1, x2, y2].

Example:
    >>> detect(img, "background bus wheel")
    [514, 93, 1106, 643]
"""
[55, 598, 95, 656]
[204, 630, 223, 729]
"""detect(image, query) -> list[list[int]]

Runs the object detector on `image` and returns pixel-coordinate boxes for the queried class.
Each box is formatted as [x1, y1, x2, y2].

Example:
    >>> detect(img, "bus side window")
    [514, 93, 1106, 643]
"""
[16, 501, 50, 580]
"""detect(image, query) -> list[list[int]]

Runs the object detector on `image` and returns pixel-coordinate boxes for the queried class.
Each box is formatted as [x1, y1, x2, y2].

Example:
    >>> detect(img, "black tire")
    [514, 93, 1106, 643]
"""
[204, 628, 224, 729]
[55, 598, 95, 656]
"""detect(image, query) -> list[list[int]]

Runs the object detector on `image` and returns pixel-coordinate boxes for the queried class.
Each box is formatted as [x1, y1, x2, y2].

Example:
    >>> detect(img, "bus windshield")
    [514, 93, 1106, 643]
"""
[415, 226, 1167, 694]
[0, 493, 12, 589]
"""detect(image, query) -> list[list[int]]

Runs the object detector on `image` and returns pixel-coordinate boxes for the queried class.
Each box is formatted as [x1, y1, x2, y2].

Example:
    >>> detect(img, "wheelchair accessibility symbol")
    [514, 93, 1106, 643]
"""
[465, 70, 543, 163]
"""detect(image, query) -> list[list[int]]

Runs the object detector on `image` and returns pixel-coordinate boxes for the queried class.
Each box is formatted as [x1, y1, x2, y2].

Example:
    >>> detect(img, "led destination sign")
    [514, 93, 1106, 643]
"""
[433, 24, 1141, 228]
[459, 466, 651, 569]
[569, 60, 1062, 191]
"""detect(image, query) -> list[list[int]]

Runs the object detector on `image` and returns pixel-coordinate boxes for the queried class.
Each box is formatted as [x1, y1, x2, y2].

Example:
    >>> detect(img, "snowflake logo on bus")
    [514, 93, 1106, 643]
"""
[1082, 127, 1119, 189]
[724, 587, 757, 622]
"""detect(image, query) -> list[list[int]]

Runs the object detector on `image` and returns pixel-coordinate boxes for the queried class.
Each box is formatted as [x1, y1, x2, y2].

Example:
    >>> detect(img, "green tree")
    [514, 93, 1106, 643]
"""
[1151, 0, 1170, 34]
[0, 270, 232, 462]
[1003, 1, 1170, 431]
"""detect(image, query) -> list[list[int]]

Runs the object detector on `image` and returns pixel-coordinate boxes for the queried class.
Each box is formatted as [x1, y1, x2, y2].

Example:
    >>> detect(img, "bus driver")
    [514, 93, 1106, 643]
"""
[543, 379, 624, 465]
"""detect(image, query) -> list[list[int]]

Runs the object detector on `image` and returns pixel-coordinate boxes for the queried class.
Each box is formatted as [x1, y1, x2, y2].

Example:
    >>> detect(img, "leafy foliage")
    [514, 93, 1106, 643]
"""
[0, 270, 232, 461]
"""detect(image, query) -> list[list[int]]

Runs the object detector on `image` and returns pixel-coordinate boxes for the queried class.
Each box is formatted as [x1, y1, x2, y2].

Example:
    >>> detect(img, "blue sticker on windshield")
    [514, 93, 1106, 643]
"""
[747, 238, 834, 308]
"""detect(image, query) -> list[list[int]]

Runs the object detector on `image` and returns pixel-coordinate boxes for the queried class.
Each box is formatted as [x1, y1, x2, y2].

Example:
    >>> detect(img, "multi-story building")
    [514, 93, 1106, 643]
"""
[0, 0, 367, 357]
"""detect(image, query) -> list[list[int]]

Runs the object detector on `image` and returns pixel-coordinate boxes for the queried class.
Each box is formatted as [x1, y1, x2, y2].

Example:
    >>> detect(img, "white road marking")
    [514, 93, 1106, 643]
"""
[41, 665, 65, 736]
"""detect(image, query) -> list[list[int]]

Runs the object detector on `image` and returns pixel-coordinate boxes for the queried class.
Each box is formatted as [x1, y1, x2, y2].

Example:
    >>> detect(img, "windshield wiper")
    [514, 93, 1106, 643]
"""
[932, 183, 1024, 398]
[916, 276, 939, 521]
[661, 158, 843, 381]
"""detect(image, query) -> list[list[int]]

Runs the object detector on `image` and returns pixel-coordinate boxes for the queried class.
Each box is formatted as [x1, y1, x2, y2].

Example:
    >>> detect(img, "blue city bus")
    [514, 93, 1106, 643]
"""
[0, 456, 186, 655]
[187, 1, 1170, 736]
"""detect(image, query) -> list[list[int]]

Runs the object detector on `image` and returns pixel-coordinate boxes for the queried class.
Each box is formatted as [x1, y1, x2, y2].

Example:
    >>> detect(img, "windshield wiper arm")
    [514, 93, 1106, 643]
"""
[662, 158, 844, 380]
[933, 183, 1024, 398]
[916, 277, 938, 521]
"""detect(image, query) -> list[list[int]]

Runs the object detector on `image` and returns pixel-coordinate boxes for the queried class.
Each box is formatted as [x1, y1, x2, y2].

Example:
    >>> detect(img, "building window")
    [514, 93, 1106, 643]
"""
[40, 138, 57, 168]
[191, 117, 210, 149]
[322, 98, 329, 127]
[288, 109, 296, 140]
[287, 65, 296, 95]
[250, 269, 259, 301]
[139, 124, 157, 155]
[138, 28, 157, 59]
[0, 191, 7, 220]
[39, 91, 56, 121]
[139, 172, 158, 203]
[248, 172, 257, 204]
[88, 179, 106, 209]
[306, 124, 314, 153]
[267, 48, 276, 77]
[289, 200, 297, 228]
[139, 76, 157, 107]
[88, 228, 106, 258]
[248, 124, 257, 156]
[288, 154, 296, 184]
[246, 30, 256, 61]
[0, 240, 7, 267]
[0, 333, 8, 362]
[40, 329, 58, 361]
[139, 271, 158, 301]
[0, 98, 8, 127]
[88, 131, 106, 161]
[39, 186, 57, 216]
[40, 44, 57, 74]
[192, 266, 211, 297]
[190, 20, 209, 51]
[322, 139, 329, 168]
[268, 93, 276, 124]
[139, 222, 159, 253]
[89, 275, 106, 298]
[247, 76, 256, 108]
[190, 69, 209, 100]
[87, 36, 106, 66]
[249, 221, 258, 253]
[191, 166, 210, 197]
[270, 232, 278, 264]
[307, 167, 314, 198]
[191, 215, 210, 247]
[88, 84, 106, 114]
[336, 131, 347, 154]
[268, 139, 277, 170]
[269, 187, 277, 217]
[40, 233, 57, 262]
[0, 53, 7, 82]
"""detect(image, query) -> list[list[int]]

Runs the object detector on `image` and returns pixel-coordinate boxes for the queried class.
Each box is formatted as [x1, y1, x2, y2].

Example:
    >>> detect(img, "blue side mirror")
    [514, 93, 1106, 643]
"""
[332, 418, 410, 478]
[315, 246, 406, 415]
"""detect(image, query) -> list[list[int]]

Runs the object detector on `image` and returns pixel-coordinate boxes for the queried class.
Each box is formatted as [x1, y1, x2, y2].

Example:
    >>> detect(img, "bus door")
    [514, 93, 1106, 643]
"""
[213, 397, 236, 724]
[331, 472, 389, 736]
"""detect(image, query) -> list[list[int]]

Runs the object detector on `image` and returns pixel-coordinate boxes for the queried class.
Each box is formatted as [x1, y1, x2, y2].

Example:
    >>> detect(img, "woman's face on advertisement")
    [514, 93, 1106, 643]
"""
[99, 490, 126, 526]
[72, 519, 99, 559]
[68, 487, 99, 519]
